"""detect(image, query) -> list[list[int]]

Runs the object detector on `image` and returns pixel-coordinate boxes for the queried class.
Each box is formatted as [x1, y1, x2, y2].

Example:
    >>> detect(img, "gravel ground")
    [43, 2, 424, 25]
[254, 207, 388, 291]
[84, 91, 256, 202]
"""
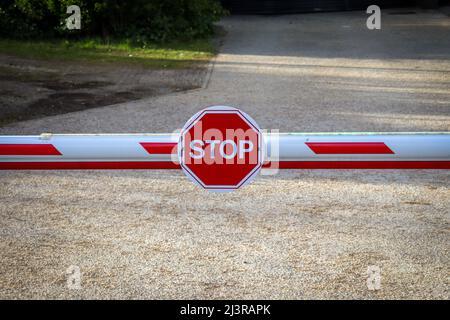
[0, 9, 449, 299]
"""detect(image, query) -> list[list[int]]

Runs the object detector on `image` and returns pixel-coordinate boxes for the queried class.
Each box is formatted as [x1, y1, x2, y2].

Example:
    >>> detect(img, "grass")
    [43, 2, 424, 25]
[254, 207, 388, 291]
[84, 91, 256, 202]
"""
[0, 38, 216, 69]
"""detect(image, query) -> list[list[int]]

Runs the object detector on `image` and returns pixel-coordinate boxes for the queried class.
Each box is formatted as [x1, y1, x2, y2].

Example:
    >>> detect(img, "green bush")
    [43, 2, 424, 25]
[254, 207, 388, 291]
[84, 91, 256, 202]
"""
[0, 0, 226, 42]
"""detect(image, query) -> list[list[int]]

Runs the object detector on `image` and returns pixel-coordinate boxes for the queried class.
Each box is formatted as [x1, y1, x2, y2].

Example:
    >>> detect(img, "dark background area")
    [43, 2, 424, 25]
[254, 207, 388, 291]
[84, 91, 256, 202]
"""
[221, 0, 450, 14]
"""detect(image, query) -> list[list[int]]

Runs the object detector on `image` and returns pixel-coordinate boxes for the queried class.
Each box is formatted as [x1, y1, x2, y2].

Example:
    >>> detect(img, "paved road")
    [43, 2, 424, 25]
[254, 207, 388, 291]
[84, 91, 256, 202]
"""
[1, 10, 449, 299]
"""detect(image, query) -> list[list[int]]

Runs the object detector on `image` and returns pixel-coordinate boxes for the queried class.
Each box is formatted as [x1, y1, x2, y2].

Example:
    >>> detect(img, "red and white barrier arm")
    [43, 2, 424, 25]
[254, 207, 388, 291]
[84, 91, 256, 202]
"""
[266, 132, 450, 169]
[0, 132, 449, 170]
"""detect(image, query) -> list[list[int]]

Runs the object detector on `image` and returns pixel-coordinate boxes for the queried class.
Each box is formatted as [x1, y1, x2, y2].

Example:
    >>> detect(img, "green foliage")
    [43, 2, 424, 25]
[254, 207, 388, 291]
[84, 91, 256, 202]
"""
[0, 0, 226, 42]
[0, 38, 215, 68]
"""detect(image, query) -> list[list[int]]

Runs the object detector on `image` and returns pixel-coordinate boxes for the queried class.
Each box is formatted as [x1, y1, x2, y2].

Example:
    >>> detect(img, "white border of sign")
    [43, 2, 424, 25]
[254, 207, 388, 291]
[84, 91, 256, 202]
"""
[179, 106, 263, 192]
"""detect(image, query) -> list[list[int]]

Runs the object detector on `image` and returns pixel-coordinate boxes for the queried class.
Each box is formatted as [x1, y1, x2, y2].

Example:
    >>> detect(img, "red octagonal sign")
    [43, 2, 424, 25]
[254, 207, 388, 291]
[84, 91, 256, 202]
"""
[179, 106, 262, 192]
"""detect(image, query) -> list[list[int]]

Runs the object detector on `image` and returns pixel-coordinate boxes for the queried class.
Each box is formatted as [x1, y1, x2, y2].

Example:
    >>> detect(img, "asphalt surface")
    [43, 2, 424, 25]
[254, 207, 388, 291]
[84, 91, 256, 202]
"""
[0, 54, 207, 126]
[1, 10, 449, 299]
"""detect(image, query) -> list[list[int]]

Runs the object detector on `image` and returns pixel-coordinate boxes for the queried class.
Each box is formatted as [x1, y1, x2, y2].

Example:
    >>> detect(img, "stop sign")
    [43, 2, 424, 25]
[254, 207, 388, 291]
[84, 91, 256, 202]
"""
[179, 106, 262, 191]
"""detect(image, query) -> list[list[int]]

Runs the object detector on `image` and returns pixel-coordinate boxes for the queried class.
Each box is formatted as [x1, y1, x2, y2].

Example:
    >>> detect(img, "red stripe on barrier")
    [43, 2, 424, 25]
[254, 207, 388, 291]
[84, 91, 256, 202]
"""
[1, 161, 449, 170]
[0, 144, 61, 156]
[306, 142, 394, 154]
[268, 161, 450, 169]
[140, 142, 177, 155]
